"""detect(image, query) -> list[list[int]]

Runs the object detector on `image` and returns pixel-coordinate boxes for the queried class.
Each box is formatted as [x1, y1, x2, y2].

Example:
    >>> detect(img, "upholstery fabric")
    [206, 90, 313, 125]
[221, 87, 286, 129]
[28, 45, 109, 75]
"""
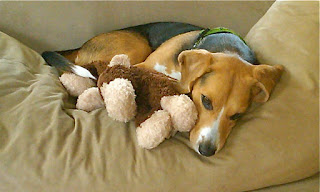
[0, 1, 318, 192]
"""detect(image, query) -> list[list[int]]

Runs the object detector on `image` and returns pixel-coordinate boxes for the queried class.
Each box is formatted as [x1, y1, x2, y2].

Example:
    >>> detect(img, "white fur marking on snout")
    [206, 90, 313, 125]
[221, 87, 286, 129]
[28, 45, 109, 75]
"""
[195, 107, 225, 153]
[154, 63, 181, 80]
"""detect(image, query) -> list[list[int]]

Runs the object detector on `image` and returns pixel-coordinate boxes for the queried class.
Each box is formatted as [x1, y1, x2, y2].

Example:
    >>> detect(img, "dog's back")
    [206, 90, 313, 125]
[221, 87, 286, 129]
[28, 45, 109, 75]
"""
[125, 22, 204, 51]
[126, 22, 257, 64]
[42, 22, 257, 77]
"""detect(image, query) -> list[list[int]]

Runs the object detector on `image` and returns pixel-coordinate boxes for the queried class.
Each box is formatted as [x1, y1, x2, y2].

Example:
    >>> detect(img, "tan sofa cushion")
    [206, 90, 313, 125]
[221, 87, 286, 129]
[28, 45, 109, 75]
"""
[244, 0, 319, 189]
[0, 1, 318, 192]
[253, 173, 319, 192]
[0, 1, 273, 53]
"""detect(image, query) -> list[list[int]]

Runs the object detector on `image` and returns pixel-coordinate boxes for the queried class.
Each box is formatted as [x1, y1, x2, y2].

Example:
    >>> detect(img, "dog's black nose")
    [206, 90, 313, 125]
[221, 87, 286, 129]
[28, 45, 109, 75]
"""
[198, 142, 216, 157]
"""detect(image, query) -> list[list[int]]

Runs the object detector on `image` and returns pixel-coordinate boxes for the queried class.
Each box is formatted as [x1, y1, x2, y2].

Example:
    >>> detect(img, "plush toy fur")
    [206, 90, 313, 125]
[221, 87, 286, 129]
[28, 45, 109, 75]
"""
[60, 73, 96, 97]
[97, 63, 180, 125]
[59, 54, 198, 149]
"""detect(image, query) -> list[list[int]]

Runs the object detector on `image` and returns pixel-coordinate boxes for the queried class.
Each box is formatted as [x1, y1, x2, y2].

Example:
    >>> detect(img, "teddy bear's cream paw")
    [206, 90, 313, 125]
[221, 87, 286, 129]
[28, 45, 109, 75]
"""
[160, 95, 198, 132]
[100, 78, 136, 122]
[136, 110, 172, 149]
[76, 87, 105, 112]
[59, 72, 96, 97]
[108, 54, 131, 68]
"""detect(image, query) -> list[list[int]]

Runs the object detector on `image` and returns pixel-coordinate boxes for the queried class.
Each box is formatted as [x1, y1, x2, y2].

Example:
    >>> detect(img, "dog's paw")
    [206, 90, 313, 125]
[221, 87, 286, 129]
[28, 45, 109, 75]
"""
[76, 87, 105, 112]
[136, 110, 172, 149]
[59, 73, 95, 97]
[100, 78, 136, 122]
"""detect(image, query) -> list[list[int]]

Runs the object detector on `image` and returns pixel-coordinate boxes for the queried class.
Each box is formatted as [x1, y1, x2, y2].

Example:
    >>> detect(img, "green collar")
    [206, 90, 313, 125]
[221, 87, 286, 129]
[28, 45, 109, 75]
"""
[193, 27, 246, 48]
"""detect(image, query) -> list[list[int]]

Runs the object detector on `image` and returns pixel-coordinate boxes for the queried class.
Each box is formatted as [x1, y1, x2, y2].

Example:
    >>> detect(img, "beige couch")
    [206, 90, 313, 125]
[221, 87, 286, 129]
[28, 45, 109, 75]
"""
[0, 1, 274, 53]
[0, 1, 318, 191]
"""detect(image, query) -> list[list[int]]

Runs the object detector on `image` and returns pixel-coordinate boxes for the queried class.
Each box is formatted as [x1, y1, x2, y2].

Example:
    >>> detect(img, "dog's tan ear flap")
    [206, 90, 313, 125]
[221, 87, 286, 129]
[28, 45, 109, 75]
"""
[252, 64, 284, 103]
[178, 49, 213, 93]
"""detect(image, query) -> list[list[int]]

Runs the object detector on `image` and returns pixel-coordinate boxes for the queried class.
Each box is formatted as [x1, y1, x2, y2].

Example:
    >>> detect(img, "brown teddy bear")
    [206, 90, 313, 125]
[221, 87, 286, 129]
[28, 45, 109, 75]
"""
[59, 54, 198, 149]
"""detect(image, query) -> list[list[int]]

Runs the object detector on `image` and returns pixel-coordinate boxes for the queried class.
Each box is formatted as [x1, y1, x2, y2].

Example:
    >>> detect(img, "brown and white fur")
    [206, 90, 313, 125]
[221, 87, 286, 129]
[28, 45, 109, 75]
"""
[43, 22, 283, 156]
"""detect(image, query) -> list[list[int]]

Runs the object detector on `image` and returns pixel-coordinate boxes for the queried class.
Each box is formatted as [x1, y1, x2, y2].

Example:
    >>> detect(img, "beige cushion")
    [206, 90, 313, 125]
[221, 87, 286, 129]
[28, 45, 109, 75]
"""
[0, 1, 318, 192]
[0, 1, 274, 52]
[253, 173, 319, 192]
[245, 0, 319, 186]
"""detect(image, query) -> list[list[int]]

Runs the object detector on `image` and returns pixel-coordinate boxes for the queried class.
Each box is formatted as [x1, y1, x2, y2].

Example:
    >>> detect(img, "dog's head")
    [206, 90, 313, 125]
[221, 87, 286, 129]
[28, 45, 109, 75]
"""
[178, 49, 283, 156]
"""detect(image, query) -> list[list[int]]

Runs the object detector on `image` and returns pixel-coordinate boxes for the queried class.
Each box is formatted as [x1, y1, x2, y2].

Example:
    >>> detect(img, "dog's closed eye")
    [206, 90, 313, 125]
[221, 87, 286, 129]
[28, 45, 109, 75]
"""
[201, 94, 213, 110]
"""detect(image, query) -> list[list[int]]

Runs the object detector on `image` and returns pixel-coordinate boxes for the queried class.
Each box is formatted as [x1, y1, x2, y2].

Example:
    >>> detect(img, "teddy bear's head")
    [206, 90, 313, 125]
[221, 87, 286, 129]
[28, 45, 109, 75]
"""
[95, 55, 181, 125]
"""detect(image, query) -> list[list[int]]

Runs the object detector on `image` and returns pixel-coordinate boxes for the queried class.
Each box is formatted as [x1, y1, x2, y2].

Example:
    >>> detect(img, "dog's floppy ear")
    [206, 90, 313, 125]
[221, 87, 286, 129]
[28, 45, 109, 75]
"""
[252, 64, 284, 103]
[178, 49, 213, 93]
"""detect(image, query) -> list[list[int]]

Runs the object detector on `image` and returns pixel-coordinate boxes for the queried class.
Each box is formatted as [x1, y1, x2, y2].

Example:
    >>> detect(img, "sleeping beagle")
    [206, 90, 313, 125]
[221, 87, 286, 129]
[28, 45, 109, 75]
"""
[42, 22, 283, 156]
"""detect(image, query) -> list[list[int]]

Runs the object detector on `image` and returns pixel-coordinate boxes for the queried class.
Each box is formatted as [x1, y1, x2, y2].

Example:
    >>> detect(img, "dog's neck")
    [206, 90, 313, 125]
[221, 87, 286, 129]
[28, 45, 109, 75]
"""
[136, 30, 257, 81]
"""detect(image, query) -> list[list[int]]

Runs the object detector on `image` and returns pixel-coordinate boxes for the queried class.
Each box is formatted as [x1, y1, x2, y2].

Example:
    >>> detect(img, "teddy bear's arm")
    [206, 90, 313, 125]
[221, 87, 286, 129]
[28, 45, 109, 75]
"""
[161, 95, 198, 132]
[136, 110, 172, 149]
[76, 87, 105, 112]
[100, 78, 137, 122]
[135, 106, 162, 126]
[59, 73, 96, 97]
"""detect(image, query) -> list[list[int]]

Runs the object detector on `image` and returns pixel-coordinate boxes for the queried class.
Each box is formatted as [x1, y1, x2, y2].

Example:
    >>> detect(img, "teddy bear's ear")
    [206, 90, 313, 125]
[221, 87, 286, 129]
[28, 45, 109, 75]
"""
[108, 54, 131, 68]
[177, 49, 214, 93]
